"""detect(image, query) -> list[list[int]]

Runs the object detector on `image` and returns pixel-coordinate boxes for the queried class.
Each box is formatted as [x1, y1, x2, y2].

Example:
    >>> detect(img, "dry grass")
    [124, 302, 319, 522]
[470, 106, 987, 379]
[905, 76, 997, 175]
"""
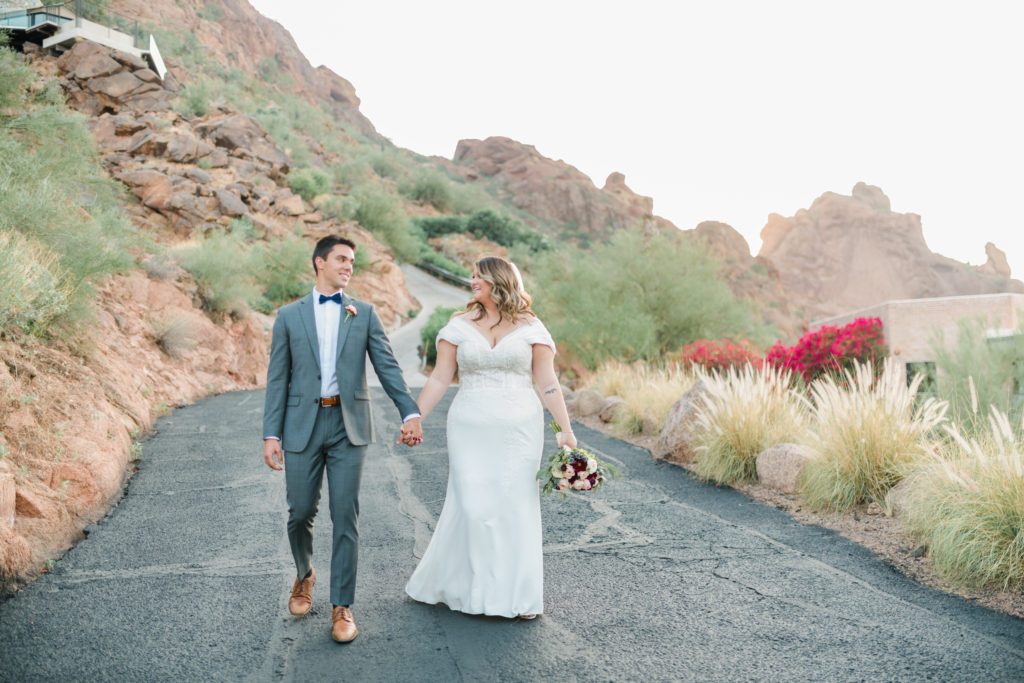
[691, 364, 808, 485]
[587, 360, 696, 435]
[800, 359, 947, 512]
[149, 311, 198, 358]
[903, 410, 1024, 589]
[0, 231, 72, 335]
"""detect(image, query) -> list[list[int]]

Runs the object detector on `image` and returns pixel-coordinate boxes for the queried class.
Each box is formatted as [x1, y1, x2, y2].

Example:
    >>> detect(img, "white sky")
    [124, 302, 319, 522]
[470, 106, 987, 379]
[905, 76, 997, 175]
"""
[249, 0, 1024, 277]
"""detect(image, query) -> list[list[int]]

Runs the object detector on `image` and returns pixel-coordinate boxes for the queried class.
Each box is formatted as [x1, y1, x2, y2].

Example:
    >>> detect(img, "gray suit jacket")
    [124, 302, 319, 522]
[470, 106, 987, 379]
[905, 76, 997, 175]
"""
[262, 292, 418, 451]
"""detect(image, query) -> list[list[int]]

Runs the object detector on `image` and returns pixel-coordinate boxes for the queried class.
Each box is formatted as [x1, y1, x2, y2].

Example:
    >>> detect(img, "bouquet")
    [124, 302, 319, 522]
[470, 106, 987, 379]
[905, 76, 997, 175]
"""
[537, 422, 617, 496]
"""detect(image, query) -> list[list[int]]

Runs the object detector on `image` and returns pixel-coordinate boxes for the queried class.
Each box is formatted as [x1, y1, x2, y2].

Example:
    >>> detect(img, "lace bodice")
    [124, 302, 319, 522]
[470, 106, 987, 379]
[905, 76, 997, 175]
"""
[437, 316, 556, 392]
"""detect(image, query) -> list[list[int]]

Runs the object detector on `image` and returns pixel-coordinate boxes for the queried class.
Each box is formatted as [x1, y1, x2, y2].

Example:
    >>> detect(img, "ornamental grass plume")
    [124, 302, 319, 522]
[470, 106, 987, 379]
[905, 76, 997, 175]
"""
[903, 408, 1024, 590]
[588, 360, 695, 435]
[691, 364, 807, 485]
[800, 358, 947, 512]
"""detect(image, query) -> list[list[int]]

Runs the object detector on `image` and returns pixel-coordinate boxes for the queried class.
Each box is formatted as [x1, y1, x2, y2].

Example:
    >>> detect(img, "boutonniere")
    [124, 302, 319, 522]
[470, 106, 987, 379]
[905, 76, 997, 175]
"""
[344, 304, 358, 321]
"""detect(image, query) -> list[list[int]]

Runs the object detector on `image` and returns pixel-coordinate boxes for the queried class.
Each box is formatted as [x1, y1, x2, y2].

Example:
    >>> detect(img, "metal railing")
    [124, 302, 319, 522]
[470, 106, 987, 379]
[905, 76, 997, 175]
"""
[416, 262, 471, 290]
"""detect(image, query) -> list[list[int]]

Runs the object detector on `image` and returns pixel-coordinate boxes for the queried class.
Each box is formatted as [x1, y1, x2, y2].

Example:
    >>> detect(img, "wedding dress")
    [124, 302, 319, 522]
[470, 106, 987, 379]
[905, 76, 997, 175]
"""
[405, 315, 555, 617]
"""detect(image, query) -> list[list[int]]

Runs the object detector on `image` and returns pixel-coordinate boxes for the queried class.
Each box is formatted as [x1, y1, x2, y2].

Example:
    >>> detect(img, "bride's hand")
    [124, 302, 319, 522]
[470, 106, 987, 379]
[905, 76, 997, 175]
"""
[557, 431, 577, 450]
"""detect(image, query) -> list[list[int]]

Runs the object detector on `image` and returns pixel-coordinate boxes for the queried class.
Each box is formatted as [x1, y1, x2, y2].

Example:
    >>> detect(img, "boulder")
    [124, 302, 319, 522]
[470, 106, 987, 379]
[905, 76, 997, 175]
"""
[755, 443, 814, 494]
[86, 71, 146, 100]
[569, 389, 605, 418]
[652, 380, 708, 464]
[599, 396, 626, 423]
[110, 50, 149, 71]
[274, 194, 306, 216]
[73, 52, 122, 80]
[133, 68, 161, 84]
[215, 189, 249, 217]
[884, 476, 915, 518]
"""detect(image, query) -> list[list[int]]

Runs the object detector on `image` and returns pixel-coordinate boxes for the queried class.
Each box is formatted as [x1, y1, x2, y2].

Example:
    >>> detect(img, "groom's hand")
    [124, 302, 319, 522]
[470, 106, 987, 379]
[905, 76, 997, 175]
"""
[398, 417, 423, 447]
[264, 438, 284, 470]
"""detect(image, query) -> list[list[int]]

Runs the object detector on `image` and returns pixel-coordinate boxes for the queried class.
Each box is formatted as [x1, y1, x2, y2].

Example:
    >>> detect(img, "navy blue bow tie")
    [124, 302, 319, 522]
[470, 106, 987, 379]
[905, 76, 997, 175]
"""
[318, 293, 342, 304]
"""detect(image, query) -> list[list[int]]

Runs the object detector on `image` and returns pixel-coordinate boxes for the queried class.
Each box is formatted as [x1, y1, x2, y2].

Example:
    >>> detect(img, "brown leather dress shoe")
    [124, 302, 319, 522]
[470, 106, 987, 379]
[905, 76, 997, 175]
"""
[332, 605, 358, 643]
[288, 568, 315, 616]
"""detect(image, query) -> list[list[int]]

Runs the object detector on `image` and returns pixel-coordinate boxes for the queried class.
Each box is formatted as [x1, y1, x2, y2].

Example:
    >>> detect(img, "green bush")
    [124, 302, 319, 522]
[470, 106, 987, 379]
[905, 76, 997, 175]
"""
[420, 306, 461, 366]
[288, 167, 332, 201]
[401, 170, 453, 211]
[251, 234, 313, 308]
[178, 80, 212, 117]
[532, 230, 752, 369]
[467, 210, 549, 251]
[930, 317, 1024, 435]
[172, 230, 252, 316]
[419, 248, 471, 278]
[352, 190, 420, 262]
[0, 43, 135, 337]
[0, 231, 72, 335]
[414, 215, 467, 239]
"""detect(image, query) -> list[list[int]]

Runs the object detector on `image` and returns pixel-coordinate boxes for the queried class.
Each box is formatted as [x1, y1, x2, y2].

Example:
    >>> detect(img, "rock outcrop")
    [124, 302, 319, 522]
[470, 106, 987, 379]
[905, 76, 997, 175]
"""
[758, 183, 1024, 321]
[108, 0, 375, 134]
[449, 136, 675, 239]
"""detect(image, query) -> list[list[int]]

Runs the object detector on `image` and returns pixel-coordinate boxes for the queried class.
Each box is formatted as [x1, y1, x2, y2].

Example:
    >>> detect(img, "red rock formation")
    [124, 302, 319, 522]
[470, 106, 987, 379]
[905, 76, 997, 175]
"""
[757, 182, 1024, 321]
[451, 136, 675, 239]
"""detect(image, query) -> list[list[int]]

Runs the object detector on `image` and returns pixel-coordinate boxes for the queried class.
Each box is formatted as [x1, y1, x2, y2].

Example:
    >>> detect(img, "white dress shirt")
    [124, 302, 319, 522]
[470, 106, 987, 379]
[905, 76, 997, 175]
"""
[313, 286, 343, 398]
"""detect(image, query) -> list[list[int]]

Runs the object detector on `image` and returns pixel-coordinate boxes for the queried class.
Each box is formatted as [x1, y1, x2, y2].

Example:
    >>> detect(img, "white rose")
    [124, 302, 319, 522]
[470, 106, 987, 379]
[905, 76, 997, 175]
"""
[572, 479, 589, 490]
[557, 478, 570, 491]
[586, 458, 598, 474]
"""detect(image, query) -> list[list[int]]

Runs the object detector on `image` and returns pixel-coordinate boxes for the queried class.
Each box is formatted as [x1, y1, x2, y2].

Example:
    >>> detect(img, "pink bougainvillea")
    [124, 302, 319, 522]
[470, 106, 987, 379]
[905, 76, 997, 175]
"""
[765, 317, 886, 383]
[672, 338, 763, 373]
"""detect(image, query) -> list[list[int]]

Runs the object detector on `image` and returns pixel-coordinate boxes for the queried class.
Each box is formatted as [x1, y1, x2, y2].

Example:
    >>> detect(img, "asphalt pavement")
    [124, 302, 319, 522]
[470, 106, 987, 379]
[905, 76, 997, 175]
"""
[1, 386, 1023, 682]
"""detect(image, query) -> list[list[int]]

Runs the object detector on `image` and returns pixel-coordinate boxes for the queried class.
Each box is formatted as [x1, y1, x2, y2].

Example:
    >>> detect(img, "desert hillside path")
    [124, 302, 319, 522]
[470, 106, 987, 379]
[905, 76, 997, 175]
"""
[1, 269, 1023, 681]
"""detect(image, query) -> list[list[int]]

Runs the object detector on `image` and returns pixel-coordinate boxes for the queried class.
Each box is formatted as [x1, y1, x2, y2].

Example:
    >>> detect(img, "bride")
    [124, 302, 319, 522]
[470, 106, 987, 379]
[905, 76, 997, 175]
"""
[404, 256, 576, 619]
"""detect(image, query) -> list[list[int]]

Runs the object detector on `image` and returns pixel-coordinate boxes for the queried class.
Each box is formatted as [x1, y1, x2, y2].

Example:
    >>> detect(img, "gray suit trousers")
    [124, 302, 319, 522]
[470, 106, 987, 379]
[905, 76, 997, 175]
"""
[284, 403, 366, 607]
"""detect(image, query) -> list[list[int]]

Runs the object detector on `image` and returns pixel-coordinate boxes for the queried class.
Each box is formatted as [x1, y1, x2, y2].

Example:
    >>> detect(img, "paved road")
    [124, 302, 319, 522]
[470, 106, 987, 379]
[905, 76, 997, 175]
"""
[376, 264, 468, 389]
[1, 386, 1023, 682]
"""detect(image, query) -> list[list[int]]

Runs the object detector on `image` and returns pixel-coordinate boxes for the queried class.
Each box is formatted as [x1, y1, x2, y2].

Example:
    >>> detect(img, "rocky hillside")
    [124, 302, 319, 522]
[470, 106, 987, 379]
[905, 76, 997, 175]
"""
[758, 182, 1024, 321]
[1, 29, 416, 591]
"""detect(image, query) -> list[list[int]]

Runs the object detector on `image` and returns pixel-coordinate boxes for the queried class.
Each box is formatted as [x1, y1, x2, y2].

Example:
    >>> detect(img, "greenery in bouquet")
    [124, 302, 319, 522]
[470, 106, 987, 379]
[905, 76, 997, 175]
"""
[537, 422, 618, 496]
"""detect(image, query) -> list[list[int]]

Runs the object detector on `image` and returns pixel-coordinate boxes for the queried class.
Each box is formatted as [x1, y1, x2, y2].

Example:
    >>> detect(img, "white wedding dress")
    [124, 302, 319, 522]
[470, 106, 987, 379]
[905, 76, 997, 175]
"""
[405, 315, 555, 618]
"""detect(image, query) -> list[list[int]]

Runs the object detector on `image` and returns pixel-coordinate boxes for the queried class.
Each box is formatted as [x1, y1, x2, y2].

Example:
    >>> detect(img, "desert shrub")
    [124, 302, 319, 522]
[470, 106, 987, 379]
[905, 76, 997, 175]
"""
[799, 359, 947, 511]
[766, 317, 886, 384]
[692, 365, 807, 485]
[352, 190, 420, 262]
[251, 234, 313, 308]
[414, 215, 467, 239]
[419, 249, 471, 278]
[172, 230, 252, 316]
[149, 311, 198, 358]
[467, 210, 549, 251]
[0, 231, 72, 335]
[178, 80, 212, 117]
[288, 167, 332, 201]
[401, 170, 453, 212]
[673, 337, 763, 373]
[0, 43, 135, 336]
[228, 217, 257, 242]
[930, 317, 1024, 435]
[532, 230, 752, 369]
[420, 306, 461, 366]
[449, 182, 492, 214]
[903, 411, 1024, 589]
[587, 360, 696, 436]
[369, 152, 401, 179]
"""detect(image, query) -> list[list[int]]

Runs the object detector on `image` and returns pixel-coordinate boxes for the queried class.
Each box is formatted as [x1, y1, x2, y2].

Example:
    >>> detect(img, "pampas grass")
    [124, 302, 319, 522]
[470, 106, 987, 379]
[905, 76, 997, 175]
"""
[691, 364, 807, 485]
[587, 360, 695, 435]
[800, 359, 947, 511]
[903, 409, 1024, 589]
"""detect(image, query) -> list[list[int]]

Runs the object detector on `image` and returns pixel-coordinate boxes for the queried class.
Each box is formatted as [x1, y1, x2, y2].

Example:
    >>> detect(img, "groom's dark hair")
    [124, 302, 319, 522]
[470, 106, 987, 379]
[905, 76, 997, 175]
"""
[312, 235, 357, 275]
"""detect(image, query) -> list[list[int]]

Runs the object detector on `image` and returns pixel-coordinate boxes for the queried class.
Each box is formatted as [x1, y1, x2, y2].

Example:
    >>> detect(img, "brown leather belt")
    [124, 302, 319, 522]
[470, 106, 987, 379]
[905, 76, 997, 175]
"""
[319, 396, 340, 407]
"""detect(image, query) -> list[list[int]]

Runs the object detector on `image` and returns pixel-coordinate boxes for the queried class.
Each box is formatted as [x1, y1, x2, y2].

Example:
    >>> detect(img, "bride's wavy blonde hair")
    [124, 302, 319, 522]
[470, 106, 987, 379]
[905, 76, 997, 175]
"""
[467, 256, 534, 327]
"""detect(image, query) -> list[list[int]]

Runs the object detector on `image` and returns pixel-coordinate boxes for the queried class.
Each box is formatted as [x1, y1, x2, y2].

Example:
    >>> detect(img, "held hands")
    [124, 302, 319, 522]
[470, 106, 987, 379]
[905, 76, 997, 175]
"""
[263, 438, 284, 470]
[398, 417, 423, 447]
[556, 430, 578, 450]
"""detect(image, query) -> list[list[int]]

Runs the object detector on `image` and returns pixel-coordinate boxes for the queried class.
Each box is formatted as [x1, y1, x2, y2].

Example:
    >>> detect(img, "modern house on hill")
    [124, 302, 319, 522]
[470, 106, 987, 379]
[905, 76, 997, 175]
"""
[811, 292, 1024, 385]
[0, 2, 166, 79]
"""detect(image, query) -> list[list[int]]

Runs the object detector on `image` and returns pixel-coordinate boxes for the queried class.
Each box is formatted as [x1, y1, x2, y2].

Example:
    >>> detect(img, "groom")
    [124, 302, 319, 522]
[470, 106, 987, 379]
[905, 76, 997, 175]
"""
[262, 235, 422, 643]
